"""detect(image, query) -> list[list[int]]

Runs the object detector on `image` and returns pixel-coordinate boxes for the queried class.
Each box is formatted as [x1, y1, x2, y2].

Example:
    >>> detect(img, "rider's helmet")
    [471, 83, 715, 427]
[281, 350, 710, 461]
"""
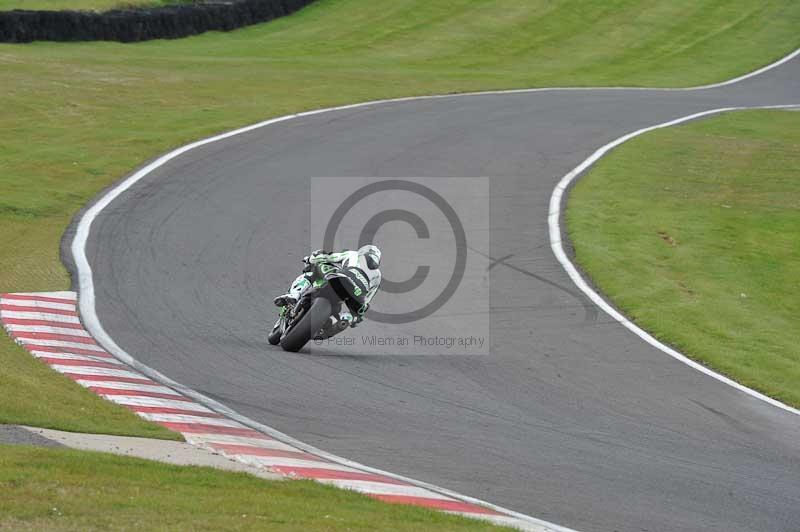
[358, 244, 381, 269]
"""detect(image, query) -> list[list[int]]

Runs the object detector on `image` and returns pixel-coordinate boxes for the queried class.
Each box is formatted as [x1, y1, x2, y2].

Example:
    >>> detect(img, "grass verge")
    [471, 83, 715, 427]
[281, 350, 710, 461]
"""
[567, 109, 800, 407]
[1, 0, 799, 434]
[0, 443, 509, 531]
[0, 339, 181, 439]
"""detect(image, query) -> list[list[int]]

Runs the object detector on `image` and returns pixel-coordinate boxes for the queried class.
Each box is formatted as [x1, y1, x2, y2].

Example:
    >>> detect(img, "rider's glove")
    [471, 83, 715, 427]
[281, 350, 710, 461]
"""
[309, 253, 328, 265]
[303, 249, 325, 265]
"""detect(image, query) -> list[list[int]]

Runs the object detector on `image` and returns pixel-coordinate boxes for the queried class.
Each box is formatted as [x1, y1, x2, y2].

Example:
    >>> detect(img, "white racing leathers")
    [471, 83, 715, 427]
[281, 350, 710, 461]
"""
[287, 250, 381, 331]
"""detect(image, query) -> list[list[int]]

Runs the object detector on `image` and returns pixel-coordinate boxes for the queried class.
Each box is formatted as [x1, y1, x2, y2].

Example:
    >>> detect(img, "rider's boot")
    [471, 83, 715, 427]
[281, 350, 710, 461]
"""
[274, 273, 313, 309]
[313, 313, 352, 341]
[339, 311, 353, 326]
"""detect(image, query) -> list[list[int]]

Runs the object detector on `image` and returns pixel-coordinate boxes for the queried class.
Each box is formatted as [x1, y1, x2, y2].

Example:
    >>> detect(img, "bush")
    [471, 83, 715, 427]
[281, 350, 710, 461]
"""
[0, 0, 316, 42]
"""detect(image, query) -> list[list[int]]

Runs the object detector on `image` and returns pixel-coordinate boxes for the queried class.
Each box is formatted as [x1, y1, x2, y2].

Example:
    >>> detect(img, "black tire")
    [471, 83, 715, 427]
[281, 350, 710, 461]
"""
[267, 328, 282, 345]
[280, 298, 332, 352]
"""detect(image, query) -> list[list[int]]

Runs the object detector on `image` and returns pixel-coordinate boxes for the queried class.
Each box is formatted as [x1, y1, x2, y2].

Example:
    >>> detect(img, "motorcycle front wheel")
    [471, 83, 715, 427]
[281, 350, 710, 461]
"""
[280, 297, 332, 352]
[267, 327, 282, 345]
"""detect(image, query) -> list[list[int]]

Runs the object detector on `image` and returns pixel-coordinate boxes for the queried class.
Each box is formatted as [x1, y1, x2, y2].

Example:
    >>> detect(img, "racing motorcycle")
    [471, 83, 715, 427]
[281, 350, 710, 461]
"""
[268, 260, 364, 352]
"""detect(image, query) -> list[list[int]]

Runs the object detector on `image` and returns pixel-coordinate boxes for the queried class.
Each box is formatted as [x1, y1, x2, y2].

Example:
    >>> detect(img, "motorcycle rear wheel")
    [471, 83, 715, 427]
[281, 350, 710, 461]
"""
[267, 328, 282, 345]
[280, 298, 332, 352]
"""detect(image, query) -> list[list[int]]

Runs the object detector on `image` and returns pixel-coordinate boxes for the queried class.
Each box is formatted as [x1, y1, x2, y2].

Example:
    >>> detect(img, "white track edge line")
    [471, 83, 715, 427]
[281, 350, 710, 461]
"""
[72, 294, 570, 531]
[70, 49, 800, 532]
[686, 47, 800, 89]
[548, 104, 800, 418]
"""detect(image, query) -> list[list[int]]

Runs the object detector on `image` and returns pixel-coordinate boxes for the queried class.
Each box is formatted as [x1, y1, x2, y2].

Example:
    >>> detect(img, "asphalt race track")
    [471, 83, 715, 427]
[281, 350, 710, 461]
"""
[81, 55, 800, 532]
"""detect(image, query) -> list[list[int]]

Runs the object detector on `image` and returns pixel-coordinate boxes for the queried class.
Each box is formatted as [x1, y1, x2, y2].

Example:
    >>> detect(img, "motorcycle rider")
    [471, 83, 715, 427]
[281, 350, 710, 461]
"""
[272, 244, 382, 340]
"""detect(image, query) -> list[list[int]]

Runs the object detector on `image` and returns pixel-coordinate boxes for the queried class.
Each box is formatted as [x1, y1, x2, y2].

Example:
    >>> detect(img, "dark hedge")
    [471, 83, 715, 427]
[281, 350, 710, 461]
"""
[0, 0, 316, 43]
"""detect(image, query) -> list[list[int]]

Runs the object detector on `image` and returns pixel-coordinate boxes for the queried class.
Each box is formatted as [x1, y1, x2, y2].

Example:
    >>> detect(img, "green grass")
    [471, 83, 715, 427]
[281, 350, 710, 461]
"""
[0, 0, 188, 11]
[567, 110, 800, 407]
[0, 444, 509, 531]
[0, 339, 181, 439]
[1, 0, 799, 435]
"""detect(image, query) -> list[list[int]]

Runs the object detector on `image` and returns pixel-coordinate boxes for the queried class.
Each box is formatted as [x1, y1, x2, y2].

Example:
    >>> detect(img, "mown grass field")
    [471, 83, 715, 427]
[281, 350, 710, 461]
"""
[568, 110, 800, 407]
[0, 444, 510, 531]
[1, 0, 799, 435]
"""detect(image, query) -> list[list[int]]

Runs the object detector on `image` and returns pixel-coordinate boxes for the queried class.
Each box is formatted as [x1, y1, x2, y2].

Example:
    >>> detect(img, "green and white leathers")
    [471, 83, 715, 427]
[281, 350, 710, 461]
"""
[283, 245, 382, 323]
